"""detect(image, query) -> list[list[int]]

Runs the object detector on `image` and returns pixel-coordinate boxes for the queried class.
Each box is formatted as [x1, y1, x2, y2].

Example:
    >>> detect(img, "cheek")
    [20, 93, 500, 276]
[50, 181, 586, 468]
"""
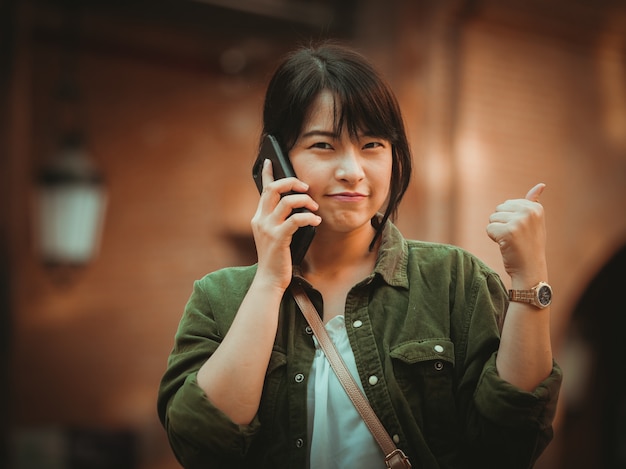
[293, 164, 320, 188]
[290, 156, 313, 182]
[373, 168, 393, 209]
[372, 161, 392, 193]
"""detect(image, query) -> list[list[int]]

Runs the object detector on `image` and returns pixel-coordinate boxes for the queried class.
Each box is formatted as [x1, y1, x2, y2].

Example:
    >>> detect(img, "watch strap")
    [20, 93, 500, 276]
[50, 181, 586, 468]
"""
[508, 289, 536, 303]
[508, 281, 552, 308]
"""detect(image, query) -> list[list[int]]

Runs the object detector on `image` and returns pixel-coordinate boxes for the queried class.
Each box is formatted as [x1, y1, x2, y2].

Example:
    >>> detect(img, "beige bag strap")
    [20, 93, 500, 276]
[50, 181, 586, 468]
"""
[291, 283, 412, 469]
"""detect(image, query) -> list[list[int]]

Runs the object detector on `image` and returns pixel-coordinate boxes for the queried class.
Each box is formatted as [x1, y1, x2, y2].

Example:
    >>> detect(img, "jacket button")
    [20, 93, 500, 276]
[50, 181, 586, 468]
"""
[295, 438, 304, 448]
[353, 320, 363, 328]
[368, 375, 379, 385]
[305, 326, 313, 335]
[434, 361, 444, 371]
[295, 373, 305, 383]
[393, 434, 400, 444]
[434, 344, 444, 353]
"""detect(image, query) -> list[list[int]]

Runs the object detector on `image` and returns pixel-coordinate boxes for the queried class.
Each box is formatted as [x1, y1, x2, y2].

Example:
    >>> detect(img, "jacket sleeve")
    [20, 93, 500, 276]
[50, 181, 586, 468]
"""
[156, 269, 260, 468]
[457, 265, 562, 468]
[472, 354, 562, 466]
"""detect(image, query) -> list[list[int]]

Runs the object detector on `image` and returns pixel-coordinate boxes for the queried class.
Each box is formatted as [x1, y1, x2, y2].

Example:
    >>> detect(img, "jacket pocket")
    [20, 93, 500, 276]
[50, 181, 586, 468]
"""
[390, 339, 459, 456]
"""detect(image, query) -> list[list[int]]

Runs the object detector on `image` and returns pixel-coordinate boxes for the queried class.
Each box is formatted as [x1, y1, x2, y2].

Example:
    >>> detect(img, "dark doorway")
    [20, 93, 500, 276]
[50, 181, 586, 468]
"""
[560, 243, 626, 468]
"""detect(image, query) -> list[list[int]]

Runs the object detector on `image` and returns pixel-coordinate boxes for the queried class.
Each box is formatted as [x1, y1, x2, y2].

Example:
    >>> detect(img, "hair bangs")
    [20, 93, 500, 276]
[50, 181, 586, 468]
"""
[324, 62, 400, 144]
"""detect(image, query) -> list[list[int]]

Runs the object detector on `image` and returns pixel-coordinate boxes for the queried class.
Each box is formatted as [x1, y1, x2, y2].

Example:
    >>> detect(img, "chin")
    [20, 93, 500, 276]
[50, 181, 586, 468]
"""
[325, 214, 377, 233]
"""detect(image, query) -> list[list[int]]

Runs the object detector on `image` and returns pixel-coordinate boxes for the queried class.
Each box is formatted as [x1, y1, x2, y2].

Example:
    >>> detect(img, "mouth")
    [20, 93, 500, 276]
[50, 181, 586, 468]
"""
[327, 192, 368, 202]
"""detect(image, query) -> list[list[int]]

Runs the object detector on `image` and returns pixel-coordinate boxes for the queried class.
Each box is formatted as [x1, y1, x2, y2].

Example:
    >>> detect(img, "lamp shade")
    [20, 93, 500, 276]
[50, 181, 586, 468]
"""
[36, 133, 107, 266]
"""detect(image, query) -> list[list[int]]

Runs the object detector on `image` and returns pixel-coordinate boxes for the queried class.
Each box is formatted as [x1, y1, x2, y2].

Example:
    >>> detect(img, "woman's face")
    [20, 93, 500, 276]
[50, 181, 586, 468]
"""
[288, 90, 393, 236]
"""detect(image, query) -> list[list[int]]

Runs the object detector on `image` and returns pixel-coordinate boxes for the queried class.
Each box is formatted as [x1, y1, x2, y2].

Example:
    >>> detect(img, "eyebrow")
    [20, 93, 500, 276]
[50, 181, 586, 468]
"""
[301, 129, 377, 139]
[301, 130, 338, 139]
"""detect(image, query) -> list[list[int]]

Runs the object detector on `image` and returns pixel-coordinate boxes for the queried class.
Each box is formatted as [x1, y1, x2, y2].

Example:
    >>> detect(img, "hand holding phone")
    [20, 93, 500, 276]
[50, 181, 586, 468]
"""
[252, 135, 316, 265]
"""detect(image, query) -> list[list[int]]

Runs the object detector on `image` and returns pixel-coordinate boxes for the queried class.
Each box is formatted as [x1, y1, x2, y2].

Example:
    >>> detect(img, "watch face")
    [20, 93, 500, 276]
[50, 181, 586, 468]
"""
[538, 285, 552, 306]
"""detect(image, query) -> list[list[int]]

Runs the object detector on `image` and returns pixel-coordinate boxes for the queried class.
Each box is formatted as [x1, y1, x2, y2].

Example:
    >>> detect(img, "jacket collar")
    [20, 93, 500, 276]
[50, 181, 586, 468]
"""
[292, 216, 409, 290]
[372, 219, 409, 289]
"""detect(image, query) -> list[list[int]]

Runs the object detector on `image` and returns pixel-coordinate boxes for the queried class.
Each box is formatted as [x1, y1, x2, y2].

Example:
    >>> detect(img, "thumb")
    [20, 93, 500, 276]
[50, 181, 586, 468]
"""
[525, 183, 546, 202]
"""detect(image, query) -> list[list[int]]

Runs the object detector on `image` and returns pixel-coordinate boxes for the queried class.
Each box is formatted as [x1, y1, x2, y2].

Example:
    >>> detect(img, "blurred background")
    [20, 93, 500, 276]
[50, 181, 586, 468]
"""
[1, 0, 625, 468]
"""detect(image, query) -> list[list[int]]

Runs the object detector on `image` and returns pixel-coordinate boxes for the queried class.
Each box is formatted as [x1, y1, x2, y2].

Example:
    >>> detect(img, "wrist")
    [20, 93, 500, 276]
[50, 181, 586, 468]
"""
[510, 276, 548, 290]
[509, 265, 548, 290]
[250, 273, 289, 297]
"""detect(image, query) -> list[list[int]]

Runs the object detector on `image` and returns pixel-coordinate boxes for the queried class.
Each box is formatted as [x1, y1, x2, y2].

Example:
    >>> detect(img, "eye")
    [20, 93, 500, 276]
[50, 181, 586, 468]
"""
[310, 142, 333, 150]
[362, 140, 387, 150]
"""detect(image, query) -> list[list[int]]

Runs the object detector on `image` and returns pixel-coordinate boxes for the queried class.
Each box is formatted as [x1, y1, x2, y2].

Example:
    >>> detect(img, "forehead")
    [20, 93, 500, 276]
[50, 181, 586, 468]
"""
[301, 90, 336, 130]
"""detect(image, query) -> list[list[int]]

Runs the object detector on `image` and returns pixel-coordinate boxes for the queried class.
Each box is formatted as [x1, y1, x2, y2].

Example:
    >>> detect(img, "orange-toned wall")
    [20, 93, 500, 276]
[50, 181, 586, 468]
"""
[4, 1, 626, 468]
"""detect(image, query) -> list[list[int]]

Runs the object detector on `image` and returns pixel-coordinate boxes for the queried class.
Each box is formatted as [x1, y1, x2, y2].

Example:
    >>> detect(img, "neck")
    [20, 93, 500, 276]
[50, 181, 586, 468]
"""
[301, 225, 379, 280]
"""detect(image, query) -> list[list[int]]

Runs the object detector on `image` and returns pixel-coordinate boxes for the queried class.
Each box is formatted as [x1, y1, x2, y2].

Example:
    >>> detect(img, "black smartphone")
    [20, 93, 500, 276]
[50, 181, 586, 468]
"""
[252, 134, 316, 265]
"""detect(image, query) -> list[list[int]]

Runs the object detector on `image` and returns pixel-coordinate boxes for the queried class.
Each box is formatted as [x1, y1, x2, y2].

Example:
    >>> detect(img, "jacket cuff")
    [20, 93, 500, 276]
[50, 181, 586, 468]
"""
[474, 354, 562, 430]
[166, 372, 261, 456]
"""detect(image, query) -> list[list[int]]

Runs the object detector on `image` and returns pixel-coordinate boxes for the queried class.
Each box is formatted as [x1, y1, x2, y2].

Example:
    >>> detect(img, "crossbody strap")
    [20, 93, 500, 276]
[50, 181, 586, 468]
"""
[291, 283, 412, 469]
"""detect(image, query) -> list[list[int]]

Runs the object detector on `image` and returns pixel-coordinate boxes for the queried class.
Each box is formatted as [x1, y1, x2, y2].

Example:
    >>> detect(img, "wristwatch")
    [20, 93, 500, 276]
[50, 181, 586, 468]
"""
[508, 281, 553, 309]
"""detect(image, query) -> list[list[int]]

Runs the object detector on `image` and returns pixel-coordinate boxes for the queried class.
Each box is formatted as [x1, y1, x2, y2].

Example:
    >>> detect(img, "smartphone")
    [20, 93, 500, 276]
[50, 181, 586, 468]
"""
[252, 134, 316, 265]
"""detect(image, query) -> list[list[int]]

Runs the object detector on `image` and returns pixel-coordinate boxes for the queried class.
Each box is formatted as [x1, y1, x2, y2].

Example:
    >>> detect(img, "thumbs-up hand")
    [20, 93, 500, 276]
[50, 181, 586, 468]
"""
[486, 183, 548, 284]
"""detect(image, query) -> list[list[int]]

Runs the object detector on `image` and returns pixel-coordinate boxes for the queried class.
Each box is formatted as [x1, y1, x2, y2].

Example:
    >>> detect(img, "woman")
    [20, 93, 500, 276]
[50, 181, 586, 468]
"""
[157, 42, 561, 469]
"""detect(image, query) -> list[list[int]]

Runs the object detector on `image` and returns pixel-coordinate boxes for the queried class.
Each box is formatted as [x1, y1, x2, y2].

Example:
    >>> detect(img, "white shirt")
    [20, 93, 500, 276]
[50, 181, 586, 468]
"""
[306, 315, 385, 469]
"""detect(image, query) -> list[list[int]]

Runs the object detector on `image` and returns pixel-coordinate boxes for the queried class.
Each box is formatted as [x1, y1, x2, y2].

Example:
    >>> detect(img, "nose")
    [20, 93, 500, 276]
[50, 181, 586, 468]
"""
[335, 146, 365, 184]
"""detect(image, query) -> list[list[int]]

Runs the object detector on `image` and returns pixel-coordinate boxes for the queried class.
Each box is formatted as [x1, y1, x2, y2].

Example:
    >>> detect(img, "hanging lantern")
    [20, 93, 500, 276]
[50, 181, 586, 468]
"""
[35, 131, 107, 267]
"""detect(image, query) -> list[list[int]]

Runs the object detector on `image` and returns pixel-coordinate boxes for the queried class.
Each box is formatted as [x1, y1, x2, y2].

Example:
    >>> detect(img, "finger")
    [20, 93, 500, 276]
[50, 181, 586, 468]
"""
[486, 220, 507, 240]
[489, 211, 511, 224]
[263, 177, 310, 202]
[286, 210, 323, 229]
[261, 159, 274, 190]
[275, 193, 319, 219]
[525, 183, 546, 202]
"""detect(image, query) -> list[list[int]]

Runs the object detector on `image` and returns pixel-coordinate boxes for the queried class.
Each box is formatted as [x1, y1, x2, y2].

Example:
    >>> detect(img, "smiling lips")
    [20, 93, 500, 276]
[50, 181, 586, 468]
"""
[327, 192, 367, 202]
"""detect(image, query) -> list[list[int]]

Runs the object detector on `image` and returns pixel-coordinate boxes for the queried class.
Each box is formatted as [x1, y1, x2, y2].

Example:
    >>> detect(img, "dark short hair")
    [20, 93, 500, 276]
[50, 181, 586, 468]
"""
[261, 42, 412, 248]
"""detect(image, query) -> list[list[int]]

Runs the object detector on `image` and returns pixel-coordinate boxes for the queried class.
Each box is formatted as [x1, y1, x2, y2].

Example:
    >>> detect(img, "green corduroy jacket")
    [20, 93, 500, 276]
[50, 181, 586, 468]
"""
[157, 221, 561, 469]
